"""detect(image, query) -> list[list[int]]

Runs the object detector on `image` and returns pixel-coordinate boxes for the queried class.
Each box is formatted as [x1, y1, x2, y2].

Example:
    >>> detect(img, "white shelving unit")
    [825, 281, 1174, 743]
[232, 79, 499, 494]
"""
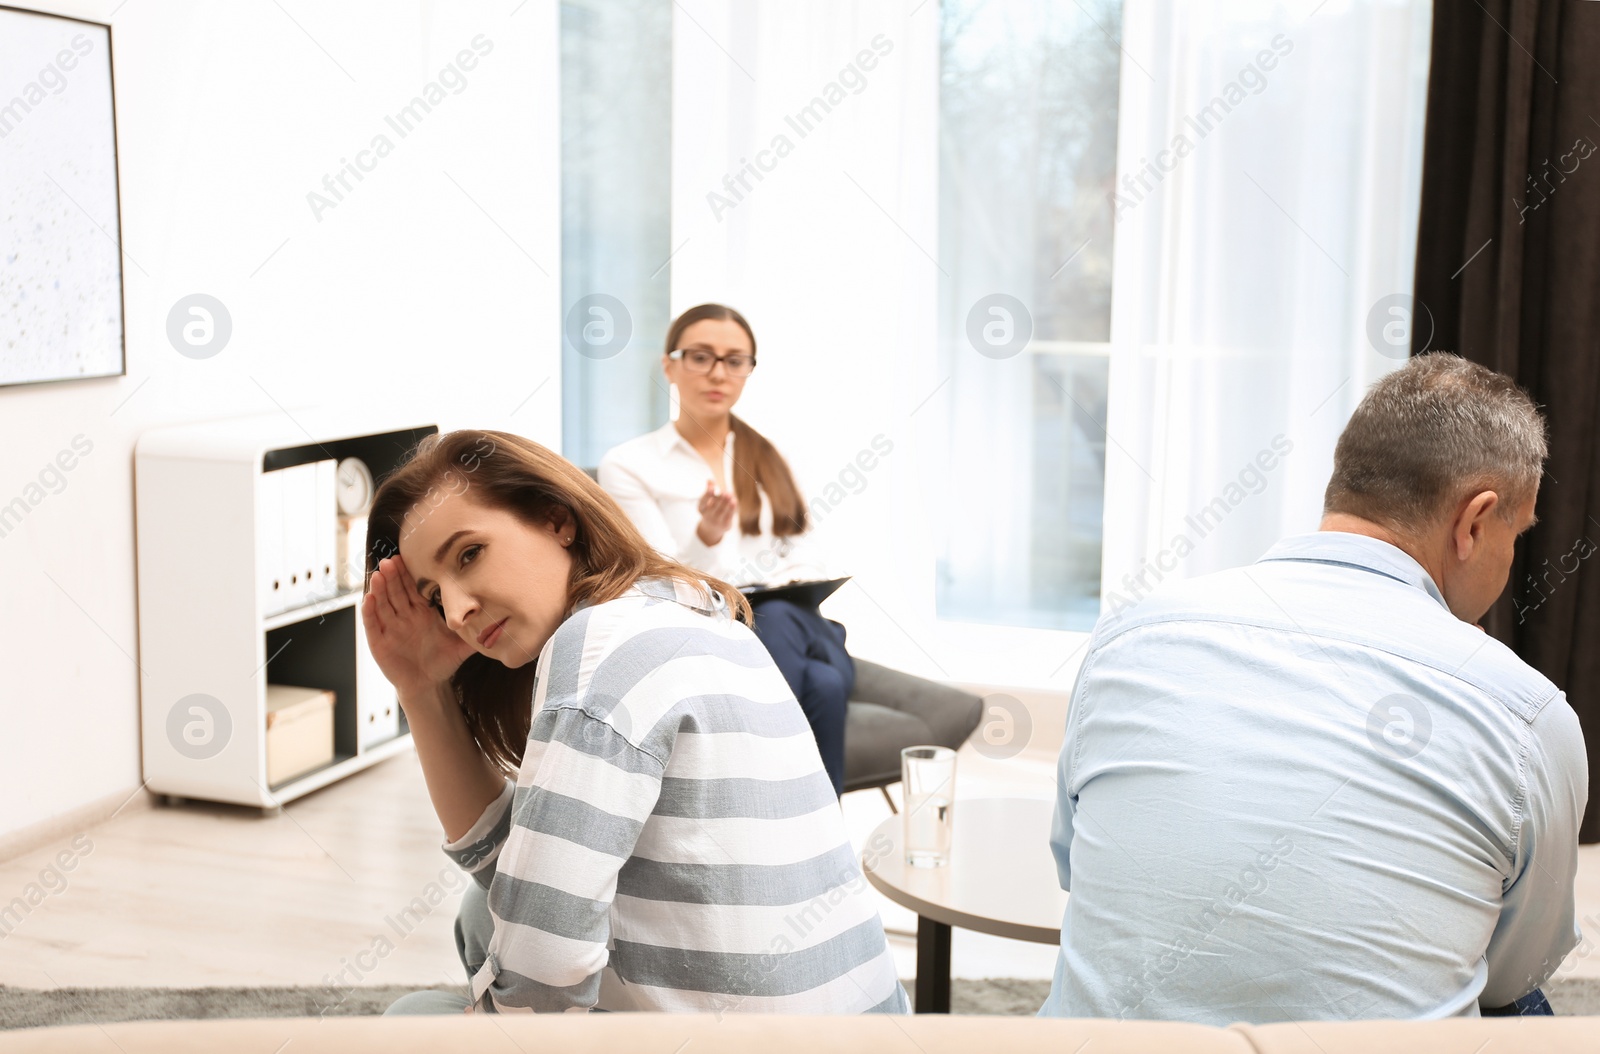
[134, 410, 438, 810]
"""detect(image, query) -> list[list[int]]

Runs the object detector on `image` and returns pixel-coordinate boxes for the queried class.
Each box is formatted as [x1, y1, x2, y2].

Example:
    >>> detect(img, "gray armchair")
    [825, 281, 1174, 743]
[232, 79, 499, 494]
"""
[843, 658, 983, 800]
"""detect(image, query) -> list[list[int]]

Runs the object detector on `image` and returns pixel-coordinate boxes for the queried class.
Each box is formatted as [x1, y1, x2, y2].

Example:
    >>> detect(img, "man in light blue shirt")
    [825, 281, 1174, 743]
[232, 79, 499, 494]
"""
[1042, 354, 1588, 1023]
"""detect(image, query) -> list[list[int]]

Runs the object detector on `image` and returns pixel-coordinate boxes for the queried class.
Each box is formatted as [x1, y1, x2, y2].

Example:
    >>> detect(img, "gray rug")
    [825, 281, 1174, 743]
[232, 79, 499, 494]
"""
[0, 983, 470, 1030]
[2, 978, 1597, 1030]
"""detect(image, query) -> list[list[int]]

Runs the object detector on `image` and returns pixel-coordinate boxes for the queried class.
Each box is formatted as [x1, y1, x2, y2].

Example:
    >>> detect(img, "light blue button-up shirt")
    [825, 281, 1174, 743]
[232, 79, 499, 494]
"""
[1041, 532, 1588, 1024]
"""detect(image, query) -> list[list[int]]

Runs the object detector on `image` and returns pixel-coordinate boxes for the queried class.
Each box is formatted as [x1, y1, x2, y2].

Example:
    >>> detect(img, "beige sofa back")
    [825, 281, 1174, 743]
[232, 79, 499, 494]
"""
[0, 1012, 1596, 1053]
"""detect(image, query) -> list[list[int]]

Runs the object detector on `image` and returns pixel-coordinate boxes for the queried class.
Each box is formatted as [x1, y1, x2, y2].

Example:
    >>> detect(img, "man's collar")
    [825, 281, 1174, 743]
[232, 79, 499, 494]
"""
[1255, 531, 1449, 611]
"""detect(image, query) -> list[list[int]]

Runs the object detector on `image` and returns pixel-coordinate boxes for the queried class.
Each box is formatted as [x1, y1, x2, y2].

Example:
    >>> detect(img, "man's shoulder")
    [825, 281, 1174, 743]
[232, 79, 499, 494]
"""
[1089, 563, 1560, 726]
[1448, 628, 1561, 725]
[1088, 562, 1269, 643]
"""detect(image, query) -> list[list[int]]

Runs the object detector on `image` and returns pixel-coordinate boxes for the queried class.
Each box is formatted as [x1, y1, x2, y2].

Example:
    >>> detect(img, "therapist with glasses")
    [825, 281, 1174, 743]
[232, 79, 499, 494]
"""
[598, 303, 852, 795]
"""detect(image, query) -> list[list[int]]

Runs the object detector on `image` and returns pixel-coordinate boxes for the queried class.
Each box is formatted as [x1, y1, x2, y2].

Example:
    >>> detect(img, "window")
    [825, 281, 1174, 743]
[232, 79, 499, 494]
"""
[935, 0, 1121, 631]
[559, 0, 673, 470]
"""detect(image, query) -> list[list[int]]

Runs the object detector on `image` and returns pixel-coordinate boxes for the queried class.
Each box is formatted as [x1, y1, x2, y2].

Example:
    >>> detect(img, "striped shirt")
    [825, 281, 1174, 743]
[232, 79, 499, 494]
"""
[441, 576, 908, 1015]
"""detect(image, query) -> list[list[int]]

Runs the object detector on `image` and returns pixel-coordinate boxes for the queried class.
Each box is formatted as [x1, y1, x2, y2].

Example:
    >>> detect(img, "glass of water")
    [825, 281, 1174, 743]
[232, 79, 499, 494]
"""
[901, 745, 956, 867]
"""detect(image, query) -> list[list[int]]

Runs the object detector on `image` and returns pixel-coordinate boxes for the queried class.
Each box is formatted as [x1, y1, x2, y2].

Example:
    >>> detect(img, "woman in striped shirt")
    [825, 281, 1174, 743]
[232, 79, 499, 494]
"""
[363, 429, 907, 1016]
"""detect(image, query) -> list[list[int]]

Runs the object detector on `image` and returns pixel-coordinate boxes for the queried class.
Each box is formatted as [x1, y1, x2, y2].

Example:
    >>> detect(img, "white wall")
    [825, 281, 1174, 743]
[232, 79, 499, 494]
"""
[0, 0, 560, 845]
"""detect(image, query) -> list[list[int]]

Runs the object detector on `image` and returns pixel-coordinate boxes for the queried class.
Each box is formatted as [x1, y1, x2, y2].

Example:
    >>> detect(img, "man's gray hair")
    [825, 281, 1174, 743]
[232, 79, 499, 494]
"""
[1323, 353, 1547, 531]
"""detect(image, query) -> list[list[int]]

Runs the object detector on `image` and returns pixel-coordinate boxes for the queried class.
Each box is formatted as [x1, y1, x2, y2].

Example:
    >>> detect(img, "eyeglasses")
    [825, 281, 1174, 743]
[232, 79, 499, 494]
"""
[668, 348, 757, 377]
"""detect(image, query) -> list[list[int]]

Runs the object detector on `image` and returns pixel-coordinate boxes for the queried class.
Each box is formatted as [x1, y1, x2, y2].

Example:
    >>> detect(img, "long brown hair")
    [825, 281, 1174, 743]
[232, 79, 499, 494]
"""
[366, 429, 753, 775]
[665, 303, 808, 538]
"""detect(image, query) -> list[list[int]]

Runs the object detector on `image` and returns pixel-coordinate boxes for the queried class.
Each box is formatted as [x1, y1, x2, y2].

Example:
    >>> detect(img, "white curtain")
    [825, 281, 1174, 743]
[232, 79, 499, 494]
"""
[931, 0, 1121, 634]
[661, 0, 1434, 686]
[1100, 0, 1434, 610]
[667, 1, 950, 675]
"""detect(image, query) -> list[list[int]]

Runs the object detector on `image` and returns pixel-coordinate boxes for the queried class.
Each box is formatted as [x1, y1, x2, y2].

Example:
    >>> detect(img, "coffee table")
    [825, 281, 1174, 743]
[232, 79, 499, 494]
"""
[862, 796, 1068, 1013]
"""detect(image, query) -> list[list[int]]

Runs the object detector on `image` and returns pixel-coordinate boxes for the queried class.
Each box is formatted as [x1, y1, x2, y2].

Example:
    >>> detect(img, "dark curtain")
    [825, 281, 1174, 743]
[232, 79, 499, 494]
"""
[1413, 0, 1600, 842]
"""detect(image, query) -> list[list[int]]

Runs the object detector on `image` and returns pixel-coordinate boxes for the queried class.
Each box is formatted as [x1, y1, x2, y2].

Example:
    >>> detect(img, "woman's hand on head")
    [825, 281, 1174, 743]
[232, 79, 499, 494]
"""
[695, 480, 738, 546]
[361, 554, 478, 698]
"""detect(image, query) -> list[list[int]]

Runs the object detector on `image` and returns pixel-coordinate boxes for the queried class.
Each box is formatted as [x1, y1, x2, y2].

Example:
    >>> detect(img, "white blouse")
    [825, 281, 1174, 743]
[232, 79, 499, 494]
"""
[597, 421, 827, 588]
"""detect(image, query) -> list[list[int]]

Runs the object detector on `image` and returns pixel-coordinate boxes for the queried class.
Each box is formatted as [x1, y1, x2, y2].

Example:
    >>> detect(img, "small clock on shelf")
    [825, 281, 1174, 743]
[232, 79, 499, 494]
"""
[336, 457, 374, 593]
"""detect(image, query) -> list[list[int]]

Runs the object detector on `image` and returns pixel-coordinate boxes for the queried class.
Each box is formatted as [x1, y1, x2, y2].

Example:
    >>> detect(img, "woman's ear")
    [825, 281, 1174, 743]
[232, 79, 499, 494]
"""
[547, 506, 577, 546]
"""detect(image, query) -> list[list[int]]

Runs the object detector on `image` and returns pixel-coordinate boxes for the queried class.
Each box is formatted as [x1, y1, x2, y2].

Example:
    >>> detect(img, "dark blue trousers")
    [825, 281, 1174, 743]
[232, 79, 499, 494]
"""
[1482, 988, 1553, 1016]
[749, 598, 852, 796]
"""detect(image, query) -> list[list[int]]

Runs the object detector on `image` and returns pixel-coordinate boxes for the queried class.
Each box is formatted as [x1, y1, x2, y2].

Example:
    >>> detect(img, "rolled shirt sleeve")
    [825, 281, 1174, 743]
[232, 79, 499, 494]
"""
[441, 777, 516, 892]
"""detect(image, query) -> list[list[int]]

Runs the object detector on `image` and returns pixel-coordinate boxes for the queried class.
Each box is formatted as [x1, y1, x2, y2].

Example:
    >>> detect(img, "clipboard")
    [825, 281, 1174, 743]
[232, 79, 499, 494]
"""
[739, 576, 851, 609]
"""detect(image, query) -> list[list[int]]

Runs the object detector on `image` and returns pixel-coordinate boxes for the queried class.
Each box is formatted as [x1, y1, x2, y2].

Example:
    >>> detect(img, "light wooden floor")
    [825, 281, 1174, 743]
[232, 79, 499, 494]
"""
[1, 745, 1596, 990]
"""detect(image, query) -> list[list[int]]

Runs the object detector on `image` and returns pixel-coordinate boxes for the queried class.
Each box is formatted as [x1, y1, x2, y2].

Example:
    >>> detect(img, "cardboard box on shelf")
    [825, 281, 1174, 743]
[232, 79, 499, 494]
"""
[265, 684, 336, 786]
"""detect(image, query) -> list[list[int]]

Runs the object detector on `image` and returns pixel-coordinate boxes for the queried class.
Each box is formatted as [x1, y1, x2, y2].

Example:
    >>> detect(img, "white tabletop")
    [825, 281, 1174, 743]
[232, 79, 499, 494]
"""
[862, 797, 1069, 944]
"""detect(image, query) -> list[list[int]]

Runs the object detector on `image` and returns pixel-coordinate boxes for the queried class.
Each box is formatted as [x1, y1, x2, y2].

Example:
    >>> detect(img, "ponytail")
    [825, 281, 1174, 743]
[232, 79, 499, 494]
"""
[730, 414, 807, 538]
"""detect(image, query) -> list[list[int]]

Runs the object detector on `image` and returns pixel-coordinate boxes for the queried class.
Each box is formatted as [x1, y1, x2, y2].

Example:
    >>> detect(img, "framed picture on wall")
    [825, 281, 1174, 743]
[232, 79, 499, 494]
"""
[0, 6, 126, 388]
